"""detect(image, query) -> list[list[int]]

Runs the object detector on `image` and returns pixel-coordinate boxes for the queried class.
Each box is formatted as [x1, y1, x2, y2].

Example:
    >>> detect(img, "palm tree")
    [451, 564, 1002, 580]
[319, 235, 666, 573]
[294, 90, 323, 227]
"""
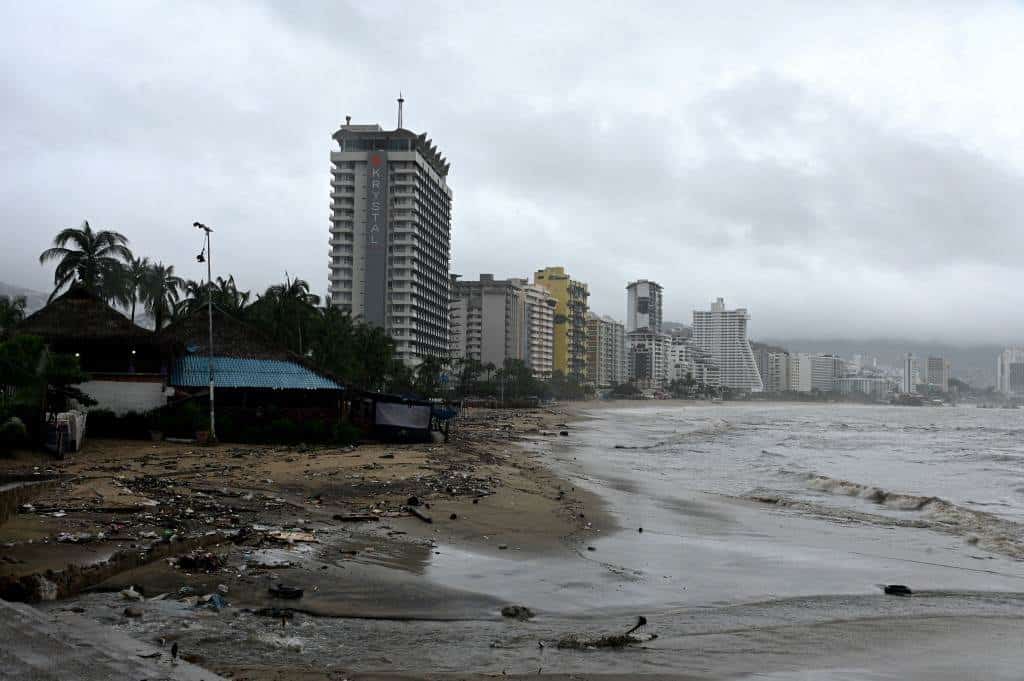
[252, 275, 320, 354]
[140, 262, 184, 330]
[123, 256, 150, 325]
[0, 295, 27, 338]
[38, 221, 132, 302]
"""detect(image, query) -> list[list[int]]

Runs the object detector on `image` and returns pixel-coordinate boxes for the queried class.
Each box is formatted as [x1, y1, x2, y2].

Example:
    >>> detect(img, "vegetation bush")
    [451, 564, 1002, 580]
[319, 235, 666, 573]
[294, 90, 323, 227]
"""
[86, 409, 152, 439]
[0, 416, 28, 455]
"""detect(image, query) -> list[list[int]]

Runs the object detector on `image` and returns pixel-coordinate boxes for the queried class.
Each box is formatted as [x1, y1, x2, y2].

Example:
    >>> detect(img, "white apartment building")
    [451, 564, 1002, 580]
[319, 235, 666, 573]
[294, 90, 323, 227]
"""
[626, 280, 663, 333]
[449, 274, 555, 379]
[996, 347, 1024, 396]
[512, 278, 556, 379]
[833, 376, 894, 400]
[764, 352, 790, 392]
[789, 353, 841, 392]
[586, 313, 626, 388]
[669, 337, 721, 388]
[691, 298, 763, 392]
[329, 115, 452, 364]
[627, 329, 670, 389]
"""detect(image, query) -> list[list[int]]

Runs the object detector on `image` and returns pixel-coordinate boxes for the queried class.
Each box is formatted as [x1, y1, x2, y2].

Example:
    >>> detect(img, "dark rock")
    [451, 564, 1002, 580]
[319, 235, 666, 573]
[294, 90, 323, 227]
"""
[501, 604, 534, 619]
[123, 606, 143, 618]
[449, 513, 458, 520]
[883, 584, 913, 596]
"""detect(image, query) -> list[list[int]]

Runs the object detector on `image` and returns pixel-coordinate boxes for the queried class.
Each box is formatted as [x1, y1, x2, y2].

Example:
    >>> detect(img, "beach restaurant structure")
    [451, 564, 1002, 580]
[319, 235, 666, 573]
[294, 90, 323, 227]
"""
[15, 286, 167, 415]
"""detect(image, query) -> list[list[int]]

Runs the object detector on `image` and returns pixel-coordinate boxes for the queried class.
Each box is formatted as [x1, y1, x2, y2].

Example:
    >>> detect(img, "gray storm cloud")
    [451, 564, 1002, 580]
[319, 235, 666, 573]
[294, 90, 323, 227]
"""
[2, 0, 1023, 343]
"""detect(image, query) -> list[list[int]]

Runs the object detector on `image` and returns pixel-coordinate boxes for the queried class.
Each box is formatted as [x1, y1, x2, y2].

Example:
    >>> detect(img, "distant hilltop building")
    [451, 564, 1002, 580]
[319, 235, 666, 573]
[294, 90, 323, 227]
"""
[691, 298, 763, 392]
[534, 267, 589, 380]
[328, 103, 452, 364]
[449, 274, 555, 379]
[996, 348, 1024, 396]
[626, 280, 663, 333]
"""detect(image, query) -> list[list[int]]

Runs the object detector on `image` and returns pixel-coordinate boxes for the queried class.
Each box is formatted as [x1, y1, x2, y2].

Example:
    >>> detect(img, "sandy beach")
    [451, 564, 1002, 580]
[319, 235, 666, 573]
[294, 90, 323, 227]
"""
[5, 400, 1024, 680]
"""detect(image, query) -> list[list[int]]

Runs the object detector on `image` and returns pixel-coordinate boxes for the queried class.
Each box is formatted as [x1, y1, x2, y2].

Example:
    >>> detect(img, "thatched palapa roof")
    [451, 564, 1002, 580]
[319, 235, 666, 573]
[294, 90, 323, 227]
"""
[158, 307, 293, 361]
[17, 285, 152, 344]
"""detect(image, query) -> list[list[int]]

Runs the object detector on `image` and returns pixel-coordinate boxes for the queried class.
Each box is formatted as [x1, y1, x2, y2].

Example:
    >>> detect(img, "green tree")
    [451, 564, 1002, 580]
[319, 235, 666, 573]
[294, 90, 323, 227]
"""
[412, 355, 445, 398]
[0, 335, 44, 409]
[123, 255, 150, 325]
[249, 275, 320, 355]
[38, 220, 133, 302]
[141, 262, 184, 330]
[0, 295, 27, 339]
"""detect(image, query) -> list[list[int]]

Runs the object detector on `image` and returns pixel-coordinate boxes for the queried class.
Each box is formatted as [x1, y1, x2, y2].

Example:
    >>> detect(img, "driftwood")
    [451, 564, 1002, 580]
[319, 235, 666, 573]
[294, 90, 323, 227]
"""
[404, 505, 433, 523]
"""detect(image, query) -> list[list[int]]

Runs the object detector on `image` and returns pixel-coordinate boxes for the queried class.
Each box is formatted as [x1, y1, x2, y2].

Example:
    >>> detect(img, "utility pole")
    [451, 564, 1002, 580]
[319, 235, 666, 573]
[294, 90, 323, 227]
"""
[194, 222, 216, 443]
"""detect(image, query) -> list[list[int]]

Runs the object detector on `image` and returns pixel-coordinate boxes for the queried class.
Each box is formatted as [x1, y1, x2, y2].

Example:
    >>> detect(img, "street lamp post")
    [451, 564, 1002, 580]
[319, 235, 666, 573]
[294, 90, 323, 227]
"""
[194, 222, 216, 443]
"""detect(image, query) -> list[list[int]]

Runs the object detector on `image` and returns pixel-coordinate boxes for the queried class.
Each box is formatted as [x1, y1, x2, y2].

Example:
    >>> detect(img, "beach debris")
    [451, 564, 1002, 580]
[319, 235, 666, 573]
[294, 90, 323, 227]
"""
[406, 495, 421, 506]
[268, 583, 304, 600]
[883, 584, 913, 596]
[559, 431, 569, 436]
[501, 605, 534, 620]
[587, 546, 596, 552]
[123, 606, 143, 618]
[268, 530, 318, 543]
[217, 583, 229, 595]
[171, 642, 179, 660]
[197, 593, 227, 610]
[120, 586, 143, 601]
[174, 551, 225, 572]
[405, 505, 433, 523]
[557, 616, 657, 649]
[449, 513, 458, 520]
[498, 544, 509, 550]
[254, 607, 294, 620]
[332, 513, 379, 522]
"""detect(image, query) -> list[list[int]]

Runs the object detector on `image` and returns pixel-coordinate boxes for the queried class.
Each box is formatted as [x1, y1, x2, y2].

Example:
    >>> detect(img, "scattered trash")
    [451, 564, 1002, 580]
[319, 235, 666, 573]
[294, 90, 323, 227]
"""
[268, 530, 317, 543]
[174, 551, 225, 572]
[587, 546, 596, 552]
[217, 583, 229, 595]
[406, 505, 433, 523]
[123, 606, 143, 618]
[332, 513, 379, 522]
[501, 605, 534, 619]
[449, 513, 458, 520]
[254, 607, 294, 620]
[498, 544, 509, 550]
[120, 586, 143, 601]
[268, 583, 304, 600]
[407, 496, 421, 507]
[197, 593, 227, 610]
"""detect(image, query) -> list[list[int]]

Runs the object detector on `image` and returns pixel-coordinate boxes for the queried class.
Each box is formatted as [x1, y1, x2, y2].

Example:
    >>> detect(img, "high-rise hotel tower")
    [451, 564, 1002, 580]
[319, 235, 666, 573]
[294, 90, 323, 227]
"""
[328, 107, 452, 364]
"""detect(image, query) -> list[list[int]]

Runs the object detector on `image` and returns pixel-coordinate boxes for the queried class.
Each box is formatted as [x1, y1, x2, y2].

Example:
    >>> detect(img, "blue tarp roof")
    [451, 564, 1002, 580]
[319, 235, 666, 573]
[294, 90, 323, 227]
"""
[170, 356, 343, 391]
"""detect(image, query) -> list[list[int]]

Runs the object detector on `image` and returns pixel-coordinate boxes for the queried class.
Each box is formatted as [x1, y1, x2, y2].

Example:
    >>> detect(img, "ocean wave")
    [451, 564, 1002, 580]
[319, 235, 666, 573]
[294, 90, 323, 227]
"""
[614, 418, 733, 450]
[744, 474, 1024, 560]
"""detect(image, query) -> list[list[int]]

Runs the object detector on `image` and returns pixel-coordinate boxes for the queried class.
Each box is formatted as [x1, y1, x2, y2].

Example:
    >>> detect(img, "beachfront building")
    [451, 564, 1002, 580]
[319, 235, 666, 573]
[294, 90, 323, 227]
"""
[329, 111, 453, 365]
[763, 352, 790, 393]
[627, 328, 670, 389]
[789, 353, 842, 393]
[668, 336, 721, 388]
[449, 274, 555, 378]
[16, 285, 165, 415]
[996, 347, 1024, 397]
[586, 313, 626, 388]
[691, 298, 763, 392]
[534, 266, 589, 381]
[626, 279, 663, 333]
[833, 376, 895, 401]
[926, 356, 951, 392]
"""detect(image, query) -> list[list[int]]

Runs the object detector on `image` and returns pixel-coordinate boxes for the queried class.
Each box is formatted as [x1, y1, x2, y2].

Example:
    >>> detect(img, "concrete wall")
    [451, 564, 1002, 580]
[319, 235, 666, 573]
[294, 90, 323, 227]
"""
[75, 379, 167, 416]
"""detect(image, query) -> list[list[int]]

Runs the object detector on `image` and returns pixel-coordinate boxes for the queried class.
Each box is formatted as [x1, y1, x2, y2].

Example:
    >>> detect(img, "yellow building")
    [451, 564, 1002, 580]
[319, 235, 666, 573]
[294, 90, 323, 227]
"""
[534, 266, 590, 380]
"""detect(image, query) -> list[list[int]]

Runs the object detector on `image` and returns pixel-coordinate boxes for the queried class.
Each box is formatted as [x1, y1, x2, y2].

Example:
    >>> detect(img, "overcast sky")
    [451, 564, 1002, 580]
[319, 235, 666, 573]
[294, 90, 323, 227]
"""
[3, 1, 1023, 343]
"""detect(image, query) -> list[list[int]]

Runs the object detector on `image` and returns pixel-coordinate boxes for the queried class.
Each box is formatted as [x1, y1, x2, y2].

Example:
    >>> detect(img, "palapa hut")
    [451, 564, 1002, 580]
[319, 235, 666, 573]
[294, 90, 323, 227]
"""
[15, 285, 166, 414]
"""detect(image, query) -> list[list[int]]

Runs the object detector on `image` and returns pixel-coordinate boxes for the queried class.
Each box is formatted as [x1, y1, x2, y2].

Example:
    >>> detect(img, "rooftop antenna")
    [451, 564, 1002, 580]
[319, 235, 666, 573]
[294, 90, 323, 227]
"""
[397, 92, 404, 129]
[345, 115, 351, 125]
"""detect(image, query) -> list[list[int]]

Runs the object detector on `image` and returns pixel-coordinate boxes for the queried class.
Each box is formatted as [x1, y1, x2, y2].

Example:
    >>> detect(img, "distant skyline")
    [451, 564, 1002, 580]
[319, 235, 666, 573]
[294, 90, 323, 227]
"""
[4, 2, 1024, 343]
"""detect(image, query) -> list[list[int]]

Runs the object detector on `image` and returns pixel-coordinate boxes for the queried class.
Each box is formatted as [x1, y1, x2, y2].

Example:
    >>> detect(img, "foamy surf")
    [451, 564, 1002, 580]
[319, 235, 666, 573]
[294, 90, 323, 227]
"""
[745, 473, 1024, 560]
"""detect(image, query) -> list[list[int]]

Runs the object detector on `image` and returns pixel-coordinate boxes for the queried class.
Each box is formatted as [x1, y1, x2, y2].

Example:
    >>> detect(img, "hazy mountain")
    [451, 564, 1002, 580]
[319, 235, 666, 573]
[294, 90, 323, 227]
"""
[0, 280, 155, 329]
[759, 337, 1002, 388]
[0, 281, 49, 313]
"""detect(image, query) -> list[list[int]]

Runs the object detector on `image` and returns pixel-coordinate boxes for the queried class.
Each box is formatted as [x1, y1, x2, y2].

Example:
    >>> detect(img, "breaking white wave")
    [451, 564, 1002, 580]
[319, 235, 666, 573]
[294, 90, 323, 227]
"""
[747, 473, 1024, 560]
